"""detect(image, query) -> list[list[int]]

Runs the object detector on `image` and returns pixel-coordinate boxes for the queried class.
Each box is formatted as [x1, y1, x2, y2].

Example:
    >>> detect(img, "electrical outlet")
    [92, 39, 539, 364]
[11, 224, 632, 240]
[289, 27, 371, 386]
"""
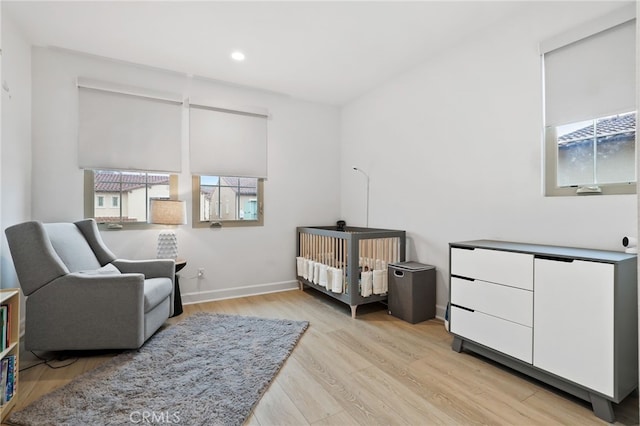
[197, 268, 205, 278]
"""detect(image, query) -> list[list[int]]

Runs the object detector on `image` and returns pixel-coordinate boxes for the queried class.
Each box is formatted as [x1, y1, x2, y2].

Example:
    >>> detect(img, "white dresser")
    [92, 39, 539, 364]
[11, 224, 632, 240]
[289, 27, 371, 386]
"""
[449, 240, 637, 422]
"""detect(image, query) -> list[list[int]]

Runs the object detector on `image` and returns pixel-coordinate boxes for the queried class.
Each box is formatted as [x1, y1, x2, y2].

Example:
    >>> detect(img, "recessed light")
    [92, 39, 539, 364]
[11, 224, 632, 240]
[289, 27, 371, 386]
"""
[231, 51, 245, 61]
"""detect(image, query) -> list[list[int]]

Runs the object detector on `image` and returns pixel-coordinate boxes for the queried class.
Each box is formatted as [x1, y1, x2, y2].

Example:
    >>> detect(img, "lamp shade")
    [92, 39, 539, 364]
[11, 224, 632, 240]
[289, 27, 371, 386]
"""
[149, 199, 187, 225]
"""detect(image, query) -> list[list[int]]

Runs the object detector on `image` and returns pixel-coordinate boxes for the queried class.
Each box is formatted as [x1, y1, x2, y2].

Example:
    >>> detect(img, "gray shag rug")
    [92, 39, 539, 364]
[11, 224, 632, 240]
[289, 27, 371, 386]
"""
[8, 313, 309, 426]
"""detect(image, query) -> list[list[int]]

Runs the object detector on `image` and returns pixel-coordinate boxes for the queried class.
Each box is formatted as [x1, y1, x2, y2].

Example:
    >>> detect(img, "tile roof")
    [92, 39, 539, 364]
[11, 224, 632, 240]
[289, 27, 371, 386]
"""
[95, 172, 169, 192]
[559, 113, 635, 145]
[221, 177, 258, 195]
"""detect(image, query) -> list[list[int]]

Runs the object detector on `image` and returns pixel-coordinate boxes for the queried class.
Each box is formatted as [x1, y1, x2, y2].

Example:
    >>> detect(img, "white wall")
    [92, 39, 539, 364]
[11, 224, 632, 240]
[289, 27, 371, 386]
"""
[31, 47, 341, 302]
[340, 1, 637, 318]
[1, 14, 31, 290]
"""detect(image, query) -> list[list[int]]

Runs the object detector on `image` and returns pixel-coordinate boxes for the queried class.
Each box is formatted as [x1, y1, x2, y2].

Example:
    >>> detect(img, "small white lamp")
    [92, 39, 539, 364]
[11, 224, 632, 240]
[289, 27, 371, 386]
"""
[149, 199, 187, 259]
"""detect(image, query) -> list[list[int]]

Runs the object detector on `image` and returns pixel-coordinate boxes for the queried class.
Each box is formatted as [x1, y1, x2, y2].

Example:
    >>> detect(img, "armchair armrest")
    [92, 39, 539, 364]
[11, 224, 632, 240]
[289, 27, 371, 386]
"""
[111, 259, 175, 317]
[112, 259, 175, 280]
[64, 271, 145, 291]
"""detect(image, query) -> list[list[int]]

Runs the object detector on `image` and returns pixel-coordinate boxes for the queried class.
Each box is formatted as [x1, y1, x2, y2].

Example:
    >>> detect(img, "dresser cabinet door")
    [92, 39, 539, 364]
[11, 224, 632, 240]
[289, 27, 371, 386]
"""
[533, 258, 614, 397]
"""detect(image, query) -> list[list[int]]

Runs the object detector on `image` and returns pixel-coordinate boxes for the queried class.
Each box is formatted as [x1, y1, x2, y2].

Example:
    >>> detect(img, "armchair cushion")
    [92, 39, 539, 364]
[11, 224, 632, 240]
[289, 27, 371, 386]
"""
[42, 223, 103, 272]
[144, 278, 173, 313]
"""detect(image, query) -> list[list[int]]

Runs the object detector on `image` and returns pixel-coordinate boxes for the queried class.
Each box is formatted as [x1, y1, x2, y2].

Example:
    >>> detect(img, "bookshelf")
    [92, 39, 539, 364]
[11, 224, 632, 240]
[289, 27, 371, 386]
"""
[0, 289, 19, 421]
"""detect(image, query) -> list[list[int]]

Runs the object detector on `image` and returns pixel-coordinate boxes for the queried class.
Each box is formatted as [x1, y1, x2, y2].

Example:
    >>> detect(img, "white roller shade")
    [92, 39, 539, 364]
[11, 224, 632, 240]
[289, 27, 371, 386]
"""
[543, 17, 636, 127]
[189, 103, 268, 178]
[78, 79, 183, 172]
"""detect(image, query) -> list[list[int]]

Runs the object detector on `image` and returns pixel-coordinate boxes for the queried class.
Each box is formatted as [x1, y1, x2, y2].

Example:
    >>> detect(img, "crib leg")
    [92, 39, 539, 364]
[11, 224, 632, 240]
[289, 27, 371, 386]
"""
[350, 305, 357, 319]
[298, 280, 304, 291]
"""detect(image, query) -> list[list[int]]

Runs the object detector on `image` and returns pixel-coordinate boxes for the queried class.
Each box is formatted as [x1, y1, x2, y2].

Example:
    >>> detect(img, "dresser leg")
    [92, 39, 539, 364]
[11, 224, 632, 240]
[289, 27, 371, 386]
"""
[590, 393, 614, 423]
[451, 336, 463, 353]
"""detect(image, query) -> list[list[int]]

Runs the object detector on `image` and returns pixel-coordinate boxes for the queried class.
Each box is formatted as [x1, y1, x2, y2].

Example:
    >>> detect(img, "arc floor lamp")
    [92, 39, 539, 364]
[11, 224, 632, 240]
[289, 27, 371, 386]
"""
[353, 167, 370, 228]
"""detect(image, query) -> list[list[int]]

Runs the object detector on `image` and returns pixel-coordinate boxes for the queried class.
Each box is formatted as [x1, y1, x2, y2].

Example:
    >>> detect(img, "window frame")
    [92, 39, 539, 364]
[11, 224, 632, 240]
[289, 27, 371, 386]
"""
[544, 116, 636, 197]
[191, 175, 264, 228]
[84, 170, 179, 229]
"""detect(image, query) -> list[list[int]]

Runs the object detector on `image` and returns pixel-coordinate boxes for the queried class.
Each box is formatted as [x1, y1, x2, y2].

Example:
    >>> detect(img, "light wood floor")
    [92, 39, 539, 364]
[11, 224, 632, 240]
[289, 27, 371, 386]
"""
[7, 288, 639, 425]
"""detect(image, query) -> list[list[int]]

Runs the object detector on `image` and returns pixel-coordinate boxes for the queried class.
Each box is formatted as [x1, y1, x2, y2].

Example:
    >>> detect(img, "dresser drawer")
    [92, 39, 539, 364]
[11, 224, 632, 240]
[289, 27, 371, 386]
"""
[451, 277, 532, 327]
[451, 247, 533, 290]
[450, 306, 532, 363]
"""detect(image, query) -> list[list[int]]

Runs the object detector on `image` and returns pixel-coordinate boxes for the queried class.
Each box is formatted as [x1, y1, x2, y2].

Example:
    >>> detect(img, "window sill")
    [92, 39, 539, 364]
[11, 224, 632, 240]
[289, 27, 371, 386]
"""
[545, 183, 636, 197]
[192, 220, 263, 229]
[96, 222, 181, 231]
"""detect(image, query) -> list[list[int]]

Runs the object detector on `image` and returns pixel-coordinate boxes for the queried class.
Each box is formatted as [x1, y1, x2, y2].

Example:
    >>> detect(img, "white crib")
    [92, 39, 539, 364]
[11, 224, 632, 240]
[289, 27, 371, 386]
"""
[296, 226, 406, 318]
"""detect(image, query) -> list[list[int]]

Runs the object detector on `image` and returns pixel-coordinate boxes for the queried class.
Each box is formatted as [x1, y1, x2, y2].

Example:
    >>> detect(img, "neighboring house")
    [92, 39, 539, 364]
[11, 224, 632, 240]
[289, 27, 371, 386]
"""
[557, 112, 636, 186]
[94, 172, 170, 222]
[200, 177, 258, 221]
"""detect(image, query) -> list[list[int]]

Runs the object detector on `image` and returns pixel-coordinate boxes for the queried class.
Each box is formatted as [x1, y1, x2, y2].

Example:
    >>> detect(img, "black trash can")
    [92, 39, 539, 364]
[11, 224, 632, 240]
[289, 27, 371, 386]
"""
[388, 262, 436, 324]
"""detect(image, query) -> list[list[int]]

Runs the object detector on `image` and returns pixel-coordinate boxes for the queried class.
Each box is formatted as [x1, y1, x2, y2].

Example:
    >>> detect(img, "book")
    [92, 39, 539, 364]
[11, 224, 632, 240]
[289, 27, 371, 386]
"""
[0, 306, 7, 352]
[5, 304, 10, 350]
[5, 355, 15, 402]
[0, 358, 7, 404]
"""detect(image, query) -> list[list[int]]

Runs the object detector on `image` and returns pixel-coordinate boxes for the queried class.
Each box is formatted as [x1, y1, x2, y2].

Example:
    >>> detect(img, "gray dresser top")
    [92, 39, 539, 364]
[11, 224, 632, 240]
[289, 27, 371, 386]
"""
[451, 240, 636, 263]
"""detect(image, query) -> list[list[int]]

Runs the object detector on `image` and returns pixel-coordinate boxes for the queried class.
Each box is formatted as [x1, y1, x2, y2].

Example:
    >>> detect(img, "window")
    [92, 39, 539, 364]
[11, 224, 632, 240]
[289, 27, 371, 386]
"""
[542, 11, 636, 196]
[553, 112, 636, 188]
[85, 170, 178, 227]
[192, 175, 264, 228]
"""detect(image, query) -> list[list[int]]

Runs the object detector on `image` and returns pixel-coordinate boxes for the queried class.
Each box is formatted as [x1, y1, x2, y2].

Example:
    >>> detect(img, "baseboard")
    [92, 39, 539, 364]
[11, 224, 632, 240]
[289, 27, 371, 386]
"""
[183, 282, 448, 322]
[181, 280, 299, 305]
[435, 303, 446, 321]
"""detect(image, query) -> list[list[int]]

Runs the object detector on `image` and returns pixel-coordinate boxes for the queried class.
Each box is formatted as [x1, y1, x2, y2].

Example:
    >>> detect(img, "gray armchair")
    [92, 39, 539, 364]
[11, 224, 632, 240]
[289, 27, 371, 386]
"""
[4, 219, 175, 351]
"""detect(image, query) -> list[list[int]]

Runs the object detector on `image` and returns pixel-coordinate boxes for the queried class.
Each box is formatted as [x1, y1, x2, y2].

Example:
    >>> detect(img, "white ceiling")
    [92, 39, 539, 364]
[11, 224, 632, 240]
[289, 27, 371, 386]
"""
[2, 1, 544, 105]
